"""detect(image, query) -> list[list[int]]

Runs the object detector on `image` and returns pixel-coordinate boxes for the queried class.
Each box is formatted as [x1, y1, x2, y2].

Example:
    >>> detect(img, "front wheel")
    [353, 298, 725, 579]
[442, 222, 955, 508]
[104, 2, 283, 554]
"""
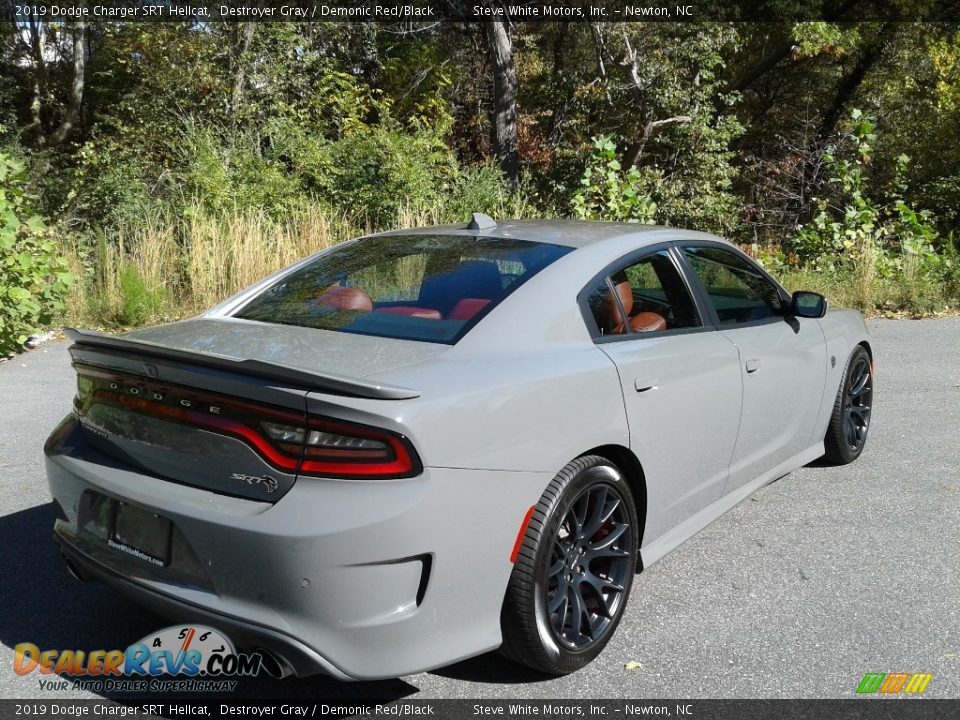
[500, 455, 639, 675]
[823, 345, 873, 465]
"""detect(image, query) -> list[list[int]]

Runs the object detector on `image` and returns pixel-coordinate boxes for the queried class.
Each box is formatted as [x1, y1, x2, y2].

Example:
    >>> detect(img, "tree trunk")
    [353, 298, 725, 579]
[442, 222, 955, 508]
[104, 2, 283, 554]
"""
[546, 23, 573, 144]
[732, 0, 862, 93]
[794, 31, 889, 222]
[49, 19, 86, 146]
[27, 18, 47, 147]
[485, 15, 518, 186]
[814, 35, 886, 143]
[230, 22, 255, 129]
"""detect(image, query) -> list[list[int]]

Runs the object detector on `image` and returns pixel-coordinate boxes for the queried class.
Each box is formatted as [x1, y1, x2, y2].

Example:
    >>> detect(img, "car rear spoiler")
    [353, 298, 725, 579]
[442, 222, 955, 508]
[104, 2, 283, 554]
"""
[64, 327, 421, 401]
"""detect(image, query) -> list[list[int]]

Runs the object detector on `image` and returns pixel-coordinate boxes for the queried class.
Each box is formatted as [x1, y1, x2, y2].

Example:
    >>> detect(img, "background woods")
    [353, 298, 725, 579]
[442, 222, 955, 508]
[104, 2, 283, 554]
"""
[1, 18, 959, 351]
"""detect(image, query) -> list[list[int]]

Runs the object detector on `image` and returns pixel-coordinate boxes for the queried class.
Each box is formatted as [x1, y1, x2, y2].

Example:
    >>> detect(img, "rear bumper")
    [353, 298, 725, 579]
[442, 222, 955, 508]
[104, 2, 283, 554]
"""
[55, 538, 351, 680]
[45, 417, 551, 680]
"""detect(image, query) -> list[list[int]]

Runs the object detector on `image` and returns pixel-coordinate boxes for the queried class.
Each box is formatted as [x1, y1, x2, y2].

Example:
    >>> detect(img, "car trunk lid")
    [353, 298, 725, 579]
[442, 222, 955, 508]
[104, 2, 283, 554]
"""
[66, 325, 427, 501]
[124, 317, 446, 383]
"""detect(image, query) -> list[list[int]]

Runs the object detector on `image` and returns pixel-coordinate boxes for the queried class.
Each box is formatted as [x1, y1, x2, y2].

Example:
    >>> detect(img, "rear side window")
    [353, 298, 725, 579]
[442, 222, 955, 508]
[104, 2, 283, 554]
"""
[236, 234, 572, 344]
[681, 246, 783, 325]
[584, 250, 700, 337]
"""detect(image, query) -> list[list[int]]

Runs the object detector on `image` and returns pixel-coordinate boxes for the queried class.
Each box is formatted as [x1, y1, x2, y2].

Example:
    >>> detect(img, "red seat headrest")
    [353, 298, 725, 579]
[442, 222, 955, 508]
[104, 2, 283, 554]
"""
[313, 286, 373, 312]
[448, 298, 491, 321]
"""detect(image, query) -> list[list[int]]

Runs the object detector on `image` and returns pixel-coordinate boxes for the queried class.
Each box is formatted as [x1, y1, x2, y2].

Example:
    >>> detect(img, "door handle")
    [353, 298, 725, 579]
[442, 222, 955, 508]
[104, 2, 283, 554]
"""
[745, 358, 761, 373]
[635, 378, 659, 393]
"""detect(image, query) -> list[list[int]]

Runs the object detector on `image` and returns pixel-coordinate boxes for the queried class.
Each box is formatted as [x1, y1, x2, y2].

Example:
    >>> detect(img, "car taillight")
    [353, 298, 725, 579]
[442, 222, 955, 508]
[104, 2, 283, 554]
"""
[261, 417, 418, 478]
[260, 421, 307, 453]
[75, 365, 421, 480]
[300, 417, 417, 477]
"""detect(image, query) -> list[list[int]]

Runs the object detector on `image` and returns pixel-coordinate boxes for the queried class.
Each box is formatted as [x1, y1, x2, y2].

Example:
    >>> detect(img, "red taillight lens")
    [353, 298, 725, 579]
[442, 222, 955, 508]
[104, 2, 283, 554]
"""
[261, 416, 419, 478]
[299, 417, 418, 477]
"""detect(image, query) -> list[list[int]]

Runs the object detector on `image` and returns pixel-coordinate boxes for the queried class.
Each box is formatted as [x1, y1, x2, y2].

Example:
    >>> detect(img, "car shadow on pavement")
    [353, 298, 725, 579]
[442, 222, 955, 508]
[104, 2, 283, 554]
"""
[0, 503, 418, 701]
[803, 456, 844, 469]
[430, 652, 556, 685]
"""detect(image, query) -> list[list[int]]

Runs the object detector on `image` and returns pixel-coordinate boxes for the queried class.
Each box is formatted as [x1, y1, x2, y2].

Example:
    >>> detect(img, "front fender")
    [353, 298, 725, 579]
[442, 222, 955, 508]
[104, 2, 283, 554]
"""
[813, 308, 871, 440]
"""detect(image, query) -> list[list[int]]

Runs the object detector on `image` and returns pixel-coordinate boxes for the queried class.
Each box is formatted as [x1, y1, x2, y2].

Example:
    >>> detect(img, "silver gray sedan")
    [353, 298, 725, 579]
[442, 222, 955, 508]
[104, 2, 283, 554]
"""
[44, 216, 873, 679]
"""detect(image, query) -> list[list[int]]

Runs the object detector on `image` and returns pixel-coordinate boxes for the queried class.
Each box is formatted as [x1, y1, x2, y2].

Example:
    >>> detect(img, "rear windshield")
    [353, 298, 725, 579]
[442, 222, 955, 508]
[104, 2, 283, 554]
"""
[235, 234, 572, 344]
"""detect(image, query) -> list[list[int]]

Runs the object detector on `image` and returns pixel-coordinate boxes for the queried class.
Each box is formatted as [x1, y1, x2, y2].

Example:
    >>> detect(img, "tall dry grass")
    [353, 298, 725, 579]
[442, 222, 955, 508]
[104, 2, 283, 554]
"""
[185, 205, 352, 310]
[60, 204, 376, 327]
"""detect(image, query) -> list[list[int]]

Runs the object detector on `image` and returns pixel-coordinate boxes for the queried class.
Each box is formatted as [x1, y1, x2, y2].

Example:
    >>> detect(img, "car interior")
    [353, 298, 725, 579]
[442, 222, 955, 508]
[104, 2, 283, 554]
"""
[590, 251, 700, 336]
[315, 258, 509, 324]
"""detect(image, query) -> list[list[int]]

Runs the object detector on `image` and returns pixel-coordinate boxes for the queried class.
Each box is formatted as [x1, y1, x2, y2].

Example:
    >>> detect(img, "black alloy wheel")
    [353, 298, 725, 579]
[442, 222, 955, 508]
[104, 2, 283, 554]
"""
[544, 482, 633, 650]
[824, 345, 873, 464]
[500, 455, 639, 675]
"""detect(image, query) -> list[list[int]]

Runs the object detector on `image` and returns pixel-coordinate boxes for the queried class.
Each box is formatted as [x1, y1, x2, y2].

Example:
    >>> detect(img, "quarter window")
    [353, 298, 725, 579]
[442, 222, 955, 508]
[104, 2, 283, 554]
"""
[681, 246, 784, 326]
[586, 251, 700, 337]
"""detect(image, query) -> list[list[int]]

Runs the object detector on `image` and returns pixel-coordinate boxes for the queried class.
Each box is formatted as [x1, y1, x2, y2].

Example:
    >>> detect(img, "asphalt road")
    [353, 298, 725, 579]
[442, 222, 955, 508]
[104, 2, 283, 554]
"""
[0, 318, 958, 701]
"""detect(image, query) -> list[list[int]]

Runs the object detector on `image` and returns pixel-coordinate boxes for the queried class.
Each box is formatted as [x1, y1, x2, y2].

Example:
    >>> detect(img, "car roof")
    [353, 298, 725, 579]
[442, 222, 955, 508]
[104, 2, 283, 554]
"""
[372, 218, 725, 250]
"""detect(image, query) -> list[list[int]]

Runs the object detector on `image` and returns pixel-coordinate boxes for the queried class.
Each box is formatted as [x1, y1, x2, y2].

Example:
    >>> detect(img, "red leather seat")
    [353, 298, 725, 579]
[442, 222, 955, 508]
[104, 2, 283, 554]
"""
[448, 298, 491, 321]
[374, 306, 442, 320]
[609, 280, 667, 334]
[630, 312, 667, 333]
[313, 286, 373, 311]
[607, 281, 634, 335]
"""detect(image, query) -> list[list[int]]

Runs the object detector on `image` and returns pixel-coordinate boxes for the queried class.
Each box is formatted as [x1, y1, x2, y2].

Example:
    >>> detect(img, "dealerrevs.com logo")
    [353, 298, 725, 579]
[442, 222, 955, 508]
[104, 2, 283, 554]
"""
[14, 625, 262, 693]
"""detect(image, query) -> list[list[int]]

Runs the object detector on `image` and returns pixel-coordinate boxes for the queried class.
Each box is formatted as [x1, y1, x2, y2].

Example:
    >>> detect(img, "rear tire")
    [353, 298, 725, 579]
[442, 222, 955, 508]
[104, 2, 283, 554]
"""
[500, 455, 638, 675]
[823, 346, 873, 465]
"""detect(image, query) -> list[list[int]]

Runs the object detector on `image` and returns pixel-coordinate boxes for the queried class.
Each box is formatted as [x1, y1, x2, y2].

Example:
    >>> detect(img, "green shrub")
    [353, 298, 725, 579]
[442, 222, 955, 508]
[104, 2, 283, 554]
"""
[943, 235, 960, 302]
[791, 111, 941, 271]
[62, 136, 158, 230]
[570, 111, 742, 235]
[0, 153, 72, 354]
[442, 163, 546, 222]
[317, 123, 458, 225]
[181, 126, 306, 217]
[116, 263, 167, 327]
[571, 136, 658, 223]
[789, 110, 950, 312]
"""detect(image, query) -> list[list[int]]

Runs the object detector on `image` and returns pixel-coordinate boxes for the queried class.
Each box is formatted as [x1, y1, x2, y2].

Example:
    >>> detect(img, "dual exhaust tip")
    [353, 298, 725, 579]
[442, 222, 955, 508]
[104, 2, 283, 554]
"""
[60, 555, 295, 680]
[62, 555, 89, 583]
[255, 648, 295, 679]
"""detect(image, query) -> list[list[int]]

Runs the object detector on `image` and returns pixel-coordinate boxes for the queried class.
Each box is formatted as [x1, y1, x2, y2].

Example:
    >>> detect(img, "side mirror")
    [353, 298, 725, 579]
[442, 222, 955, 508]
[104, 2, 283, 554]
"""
[790, 290, 827, 319]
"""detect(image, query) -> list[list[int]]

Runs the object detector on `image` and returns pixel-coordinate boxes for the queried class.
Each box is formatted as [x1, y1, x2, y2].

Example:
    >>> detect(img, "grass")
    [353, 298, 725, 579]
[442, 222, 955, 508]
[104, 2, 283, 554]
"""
[58, 205, 958, 329]
[58, 204, 447, 328]
[779, 266, 956, 317]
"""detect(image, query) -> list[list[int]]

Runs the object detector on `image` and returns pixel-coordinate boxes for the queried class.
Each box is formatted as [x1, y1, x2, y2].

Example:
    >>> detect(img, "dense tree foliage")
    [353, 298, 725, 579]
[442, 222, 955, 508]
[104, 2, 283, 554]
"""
[0, 153, 72, 354]
[0, 18, 958, 338]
